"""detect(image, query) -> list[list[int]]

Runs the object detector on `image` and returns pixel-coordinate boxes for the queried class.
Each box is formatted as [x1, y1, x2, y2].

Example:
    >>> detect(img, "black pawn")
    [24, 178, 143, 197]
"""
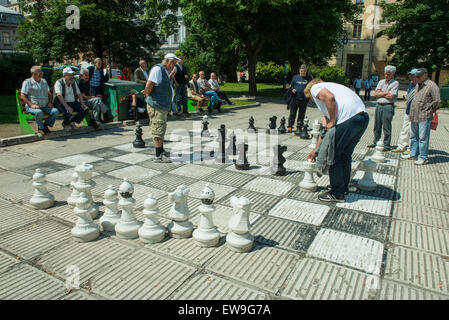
[226, 131, 237, 157]
[216, 124, 229, 163]
[247, 116, 257, 132]
[133, 123, 145, 148]
[268, 116, 277, 130]
[270, 145, 287, 176]
[278, 117, 287, 134]
[235, 143, 250, 170]
[301, 120, 310, 139]
[201, 116, 210, 137]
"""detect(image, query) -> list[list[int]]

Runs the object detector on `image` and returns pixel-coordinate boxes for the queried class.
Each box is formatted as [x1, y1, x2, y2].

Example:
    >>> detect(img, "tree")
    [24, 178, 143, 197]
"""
[379, 0, 449, 85]
[17, 0, 175, 66]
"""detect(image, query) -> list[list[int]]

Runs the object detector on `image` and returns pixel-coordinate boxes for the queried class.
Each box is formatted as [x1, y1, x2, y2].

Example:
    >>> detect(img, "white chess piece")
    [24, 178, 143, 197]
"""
[226, 196, 254, 253]
[167, 185, 193, 239]
[372, 140, 386, 163]
[309, 120, 321, 149]
[100, 185, 121, 232]
[357, 159, 377, 191]
[74, 162, 99, 219]
[299, 160, 318, 192]
[72, 192, 100, 242]
[138, 193, 166, 244]
[115, 178, 142, 239]
[67, 172, 80, 207]
[30, 169, 55, 209]
[193, 184, 220, 247]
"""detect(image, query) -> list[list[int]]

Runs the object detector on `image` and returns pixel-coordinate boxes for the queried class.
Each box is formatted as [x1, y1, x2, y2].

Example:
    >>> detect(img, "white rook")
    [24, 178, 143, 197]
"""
[372, 140, 386, 163]
[30, 169, 55, 209]
[299, 160, 318, 192]
[74, 162, 98, 219]
[357, 159, 377, 192]
[168, 185, 193, 238]
[226, 196, 254, 253]
[193, 184, 220, 247]
[67, 172, 80, 207]
[138, 193, 166, 244]
[72, 192, 100, 242]
[309, 120, 321, 149]
[100, 185, 121, 232]
[115, 178, 142, 239]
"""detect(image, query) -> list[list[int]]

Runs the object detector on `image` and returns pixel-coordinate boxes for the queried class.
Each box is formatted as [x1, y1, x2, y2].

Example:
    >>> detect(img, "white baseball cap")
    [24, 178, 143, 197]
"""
[63, 67, 75, 75]
[164, 53, 180, 61]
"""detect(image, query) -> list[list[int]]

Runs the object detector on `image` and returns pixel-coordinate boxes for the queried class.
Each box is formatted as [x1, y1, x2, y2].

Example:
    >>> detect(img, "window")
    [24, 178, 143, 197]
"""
[353, 20, 362, 38]
[2, 32, 11, 46]
[355, 0, 364, 5]
[173, 32, 178, 44]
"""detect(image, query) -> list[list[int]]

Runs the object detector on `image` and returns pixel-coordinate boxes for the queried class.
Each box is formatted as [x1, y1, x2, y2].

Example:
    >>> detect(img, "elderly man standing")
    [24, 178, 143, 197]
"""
[54, 67, 89, 130]
[173, 56, 190, 117]
[288, 65, 313, 132]
[88, 58, 109, 97]
[144, 53, 179, 163]
[368, 65, 399, 151]
[21, 66, 59, 135]
[134, 60, 149, 86]
[406, 68, 440, 165]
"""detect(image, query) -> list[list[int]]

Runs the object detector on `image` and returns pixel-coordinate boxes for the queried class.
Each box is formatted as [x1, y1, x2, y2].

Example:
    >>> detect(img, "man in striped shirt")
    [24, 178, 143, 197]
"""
[392, 69, 417, 154]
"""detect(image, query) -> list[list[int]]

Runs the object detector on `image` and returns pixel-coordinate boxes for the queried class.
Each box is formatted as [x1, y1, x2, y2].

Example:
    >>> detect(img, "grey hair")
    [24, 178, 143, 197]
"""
[30, 65, 42, 74]
[94, 58, 102, 64]
[80, 68, 89, 75]
[384, 65, 396, 74]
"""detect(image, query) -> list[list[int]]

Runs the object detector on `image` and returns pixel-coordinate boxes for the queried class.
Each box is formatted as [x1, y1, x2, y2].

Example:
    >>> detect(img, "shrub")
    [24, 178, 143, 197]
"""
[52, 70, 63, 86]
[0, 53, 35, 95]
[309, 66, 349, 86]
[256, 61, 291, 84]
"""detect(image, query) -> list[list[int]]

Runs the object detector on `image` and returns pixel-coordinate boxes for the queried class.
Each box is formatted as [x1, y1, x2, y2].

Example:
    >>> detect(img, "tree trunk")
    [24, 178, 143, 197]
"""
[434, 68, 441, 86]
[247, 53, 257, 96]
[290, 53, 300, 77]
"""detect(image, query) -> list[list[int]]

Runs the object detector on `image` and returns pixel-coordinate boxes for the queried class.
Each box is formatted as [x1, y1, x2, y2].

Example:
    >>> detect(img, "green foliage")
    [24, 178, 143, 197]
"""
[256, 61, 291, 84]
[309, 66, 349, 86]
[0, 53, 35, 95]
[0, 95, 18, 124]
[51, 70, 63, 87]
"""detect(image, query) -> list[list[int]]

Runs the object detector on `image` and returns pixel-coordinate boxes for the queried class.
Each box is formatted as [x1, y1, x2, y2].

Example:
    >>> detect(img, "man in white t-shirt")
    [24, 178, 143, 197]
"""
[305, 79, 369, 203]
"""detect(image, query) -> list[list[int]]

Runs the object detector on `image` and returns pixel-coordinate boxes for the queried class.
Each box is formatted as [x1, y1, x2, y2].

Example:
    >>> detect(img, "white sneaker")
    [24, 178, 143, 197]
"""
[414, 158, 428, 165]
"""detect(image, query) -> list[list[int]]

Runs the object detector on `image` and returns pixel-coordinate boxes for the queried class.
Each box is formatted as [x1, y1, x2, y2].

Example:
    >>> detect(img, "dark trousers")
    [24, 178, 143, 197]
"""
[355, 88, 361, 96]
[217, 91, 230, 103]
[58, 102, 89, 125]
[329, 112, 369, 197]
[288, 99, 308, 128]
[90, 86, 102, 97]
[373, 104, 394, 146]
[364, 89, 371, 101]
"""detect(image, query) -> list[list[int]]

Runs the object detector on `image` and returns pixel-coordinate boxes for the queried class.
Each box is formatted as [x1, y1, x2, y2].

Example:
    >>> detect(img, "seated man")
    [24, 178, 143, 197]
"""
[127, 89, 148, 121]
[197, 70, 223, 114]
[208, 72, 232, 105]
[20, 66, 59, 135]
[77, 68, 112, 126]
[189, 73, 209, 113]
[54, 67, 89, 130]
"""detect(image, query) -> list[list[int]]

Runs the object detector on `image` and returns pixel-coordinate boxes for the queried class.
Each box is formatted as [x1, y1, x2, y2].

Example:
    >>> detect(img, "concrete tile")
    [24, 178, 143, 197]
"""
[110, 153, 150, 165]
[218, 189, 280, 215]
[0, 200, 43, 235]
[203, 170, 256, 187]
[112, 143, 152, 153]
[393, 203, 449, 230]
[169, 164, 219, 180]
[45, 168, 99, 186]
[396, 188, 448, 211]
[85, 147, 128, 159]
[242, 177, 295, 196]
[142, 173, 198, 192]
[87, 160, 128, 174]
[0, 250, 21, 274]
[353, 171, 396, 187]
[13, 161, 72, 178]
[187, 181, 236, 202]
[337, 193, 392, 217]
[379, 280, 449, 300]
[0, 151, 42, 171]
[107, 165, 161, 184]
[268, 199, 330, 226]
[52, 154, 104, 166]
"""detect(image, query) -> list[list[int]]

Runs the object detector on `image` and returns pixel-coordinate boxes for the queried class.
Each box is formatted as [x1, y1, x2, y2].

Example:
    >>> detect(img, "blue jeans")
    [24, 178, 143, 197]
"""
[26, 105, 59, 130]
[57, 101, 89, 125]
[175, 84, 188, 113]
[410, 120, 431, 161]
[203, 90, 222, 111]
[329, 112, 369, 197]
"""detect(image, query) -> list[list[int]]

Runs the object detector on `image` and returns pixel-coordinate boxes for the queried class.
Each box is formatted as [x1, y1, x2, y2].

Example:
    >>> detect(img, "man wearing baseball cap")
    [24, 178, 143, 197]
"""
[392, 68, 418, 154]
[407, 68, 440, 165]
[143, 53, 179, 163]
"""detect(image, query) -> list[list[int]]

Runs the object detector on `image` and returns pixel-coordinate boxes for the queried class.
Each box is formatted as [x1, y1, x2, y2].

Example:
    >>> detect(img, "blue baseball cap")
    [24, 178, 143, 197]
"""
[408, 68, 418, 75]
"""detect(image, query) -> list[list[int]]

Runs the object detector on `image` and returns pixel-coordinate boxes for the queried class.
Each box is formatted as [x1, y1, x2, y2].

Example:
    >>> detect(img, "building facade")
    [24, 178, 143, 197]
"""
[0, 4, 22, 52]
[158, 8, 187, 55]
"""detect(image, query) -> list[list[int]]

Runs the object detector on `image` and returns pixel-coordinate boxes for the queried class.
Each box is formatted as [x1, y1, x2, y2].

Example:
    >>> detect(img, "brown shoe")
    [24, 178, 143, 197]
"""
[43, 124, 51, 134]
[38, 129, 46, 135]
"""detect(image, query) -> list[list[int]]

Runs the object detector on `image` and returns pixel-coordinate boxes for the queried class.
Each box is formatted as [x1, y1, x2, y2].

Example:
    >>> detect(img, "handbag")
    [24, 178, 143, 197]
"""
[430, 112, 438, 130]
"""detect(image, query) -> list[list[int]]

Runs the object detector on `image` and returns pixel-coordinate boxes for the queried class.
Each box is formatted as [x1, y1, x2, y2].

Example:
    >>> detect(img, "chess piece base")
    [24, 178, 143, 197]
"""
[168, 221, 193, 239]
[371, 155, 386, 163]
[193, 228, 220, 248]
[139, 225, 166, 244]
[357, 180, 377, 192]
[133, 141, 146, 149]
[100, 216, 121, 232]
[71, 225, 100, 243]
[30, 194, 55, 210]
[226, 232, 254, 253]
[235, 163, 250, 171]
[299, 182, 318, 193]
[115, 221, 141, 239]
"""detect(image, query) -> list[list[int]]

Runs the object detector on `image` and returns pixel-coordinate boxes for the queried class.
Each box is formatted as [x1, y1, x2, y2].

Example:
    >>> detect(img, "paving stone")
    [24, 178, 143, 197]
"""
[268, 198, 330, 226]
[351, 184, 397, 201]
[390, 220, 449, 256]
[0, 200, 43, 235]
[107, 165, 161, 184]
[137, 161, 183, 173]
[91, 175, 124, 197]
[59, 290, 104, 300]
[90, 249, 196, 299]
[52, 154, 104, 166]
[225, 163, 272, 176]
[0, 219, 72, 260]
[282, 258, 372, 300]
[170, 273, 266, 300]
[379, 280, 449, 300]
[37, 237, 136, 284]
[14, 161, 73, 178]
[168, 164, 219, 179]
[321, 207, 389, 242]
[87, 160, 128, 174]
[45, 168, 100, 186]
[142, 173, 198, 192]
[307, 228, 384, 274]
[251, 216, 318, 252]
[131, 184, 167, 209]
[109, 153, 151, 165]
[242, 177, 295, 197]
[286, 152, 310, 162]
[203, 170, 256, 188]
[0, 250, 21, 274]
[337, 193, 392, 217]
[112, 143, 152, 153]
[0, 151, 42, 171]
[268, 170, 305, 184]
[287, 187, 330, 203]
[392, 203, 449, 230]
[205, 244, 299, 293]
[384, 246, 449, 296]
[396, 188, 448, 211]
[353, 171, 396, 187]
[85, 147, 129, 159]
[218, 189, 280, 215]
[0, 264, 66, 300]
[397, 177, 448, 195]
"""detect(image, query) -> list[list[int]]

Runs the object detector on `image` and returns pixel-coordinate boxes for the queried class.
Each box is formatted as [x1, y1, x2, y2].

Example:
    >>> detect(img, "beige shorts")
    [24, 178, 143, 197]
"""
[147, 104, 168, 139]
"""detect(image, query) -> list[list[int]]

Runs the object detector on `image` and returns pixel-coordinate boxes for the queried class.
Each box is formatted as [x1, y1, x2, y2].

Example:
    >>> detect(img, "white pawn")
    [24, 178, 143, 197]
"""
[299, 160, 318, 192]
[138, 193, 166, 244]
[100, 185, 121, 232]
[167, 185, 193, 239]
[357, 159, 377, 192]
[226, 196, 254, 253]
[30, 169, 55, 209]
[193, 184, 220, 248]
[67, 172, 80, 207]
[74, 162, 98, 219]
[309, 120, 321, 149]
[72, 192, 100, 242]
[372, 140, 386, 163]
[115, 178, 142, 239]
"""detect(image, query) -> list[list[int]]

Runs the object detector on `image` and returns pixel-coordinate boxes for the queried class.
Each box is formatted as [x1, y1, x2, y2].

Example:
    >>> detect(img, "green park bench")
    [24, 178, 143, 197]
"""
[16, 89, 89, 135]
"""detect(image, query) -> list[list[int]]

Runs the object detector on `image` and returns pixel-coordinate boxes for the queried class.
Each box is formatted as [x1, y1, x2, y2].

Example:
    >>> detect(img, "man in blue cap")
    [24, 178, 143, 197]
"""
[392, 68, 417, 154]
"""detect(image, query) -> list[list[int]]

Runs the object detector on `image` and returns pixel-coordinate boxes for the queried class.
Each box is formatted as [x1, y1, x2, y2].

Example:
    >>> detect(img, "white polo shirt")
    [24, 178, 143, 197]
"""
[310, 82, 366, 125]
[54, 79, 81, 103]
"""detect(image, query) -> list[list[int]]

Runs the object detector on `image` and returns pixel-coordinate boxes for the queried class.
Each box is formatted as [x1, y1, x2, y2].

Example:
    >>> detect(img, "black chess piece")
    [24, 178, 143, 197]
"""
[235, 143, 250, 170]
[268, 116, 277, 130]
[294, 120, 303, 137]
[270, 145, 287, 176]
[133, 123, 145, 148]
[278, 117, 287, 134]
[216, 124, 229, 163]
[301, 118, 310, 139]
[247, 116, 257, 132]
[201, 116, 210, 137]
[226, 131, 237, 157]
